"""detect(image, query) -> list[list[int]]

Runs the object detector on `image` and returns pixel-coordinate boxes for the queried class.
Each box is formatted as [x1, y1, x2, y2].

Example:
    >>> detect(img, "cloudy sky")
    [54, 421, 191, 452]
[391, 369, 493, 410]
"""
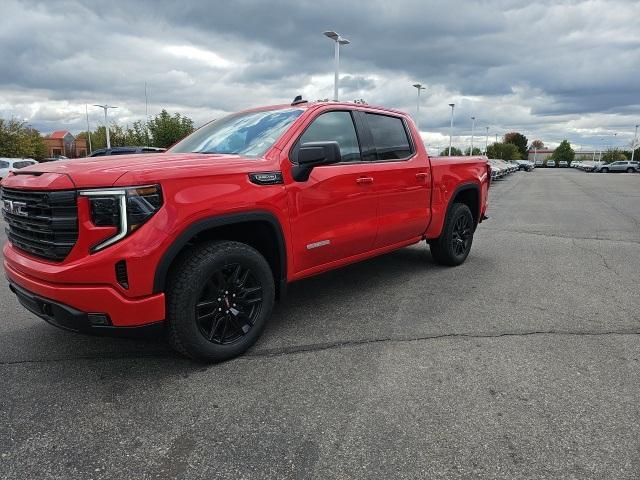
[1, 0, 639, 152]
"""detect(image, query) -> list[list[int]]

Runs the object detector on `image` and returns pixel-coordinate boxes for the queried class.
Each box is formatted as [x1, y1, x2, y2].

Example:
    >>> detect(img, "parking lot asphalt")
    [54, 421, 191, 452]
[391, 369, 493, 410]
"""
[1, 169, 639, 479]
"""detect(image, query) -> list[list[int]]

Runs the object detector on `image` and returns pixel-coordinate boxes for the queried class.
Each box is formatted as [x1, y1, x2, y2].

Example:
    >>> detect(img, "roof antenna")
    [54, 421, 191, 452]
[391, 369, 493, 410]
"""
[291, 95, 308, 106]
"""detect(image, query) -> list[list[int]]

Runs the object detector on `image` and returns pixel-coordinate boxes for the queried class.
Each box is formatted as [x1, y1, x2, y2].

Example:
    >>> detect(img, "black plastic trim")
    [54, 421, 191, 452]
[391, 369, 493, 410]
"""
[152, 211, 287, 297]
[445, 182, 481, 228]
[8, 281, 164, 336]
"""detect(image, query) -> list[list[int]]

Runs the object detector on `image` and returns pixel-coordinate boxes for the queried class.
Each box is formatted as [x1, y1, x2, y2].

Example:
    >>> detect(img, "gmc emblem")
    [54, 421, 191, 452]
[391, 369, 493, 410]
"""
[2, 200, 28, 217]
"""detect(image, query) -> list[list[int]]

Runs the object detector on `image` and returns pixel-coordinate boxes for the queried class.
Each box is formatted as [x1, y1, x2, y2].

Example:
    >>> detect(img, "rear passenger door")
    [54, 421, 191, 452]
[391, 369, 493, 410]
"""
[359, 111, 431, 248]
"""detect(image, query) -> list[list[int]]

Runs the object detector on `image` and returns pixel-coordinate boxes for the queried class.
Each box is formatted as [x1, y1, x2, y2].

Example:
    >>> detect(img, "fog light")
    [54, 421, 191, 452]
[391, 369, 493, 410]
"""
[88, 313, 111, 326]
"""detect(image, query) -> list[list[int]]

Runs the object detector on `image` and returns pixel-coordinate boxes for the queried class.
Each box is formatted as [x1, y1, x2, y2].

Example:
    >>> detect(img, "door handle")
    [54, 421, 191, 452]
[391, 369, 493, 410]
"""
[356, 177, 374, 185]
[415, 172, 429, 181]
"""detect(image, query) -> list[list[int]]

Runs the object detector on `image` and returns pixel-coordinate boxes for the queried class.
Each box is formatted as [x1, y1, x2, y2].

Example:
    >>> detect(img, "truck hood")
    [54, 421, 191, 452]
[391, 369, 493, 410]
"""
[7, 153, 272, 189]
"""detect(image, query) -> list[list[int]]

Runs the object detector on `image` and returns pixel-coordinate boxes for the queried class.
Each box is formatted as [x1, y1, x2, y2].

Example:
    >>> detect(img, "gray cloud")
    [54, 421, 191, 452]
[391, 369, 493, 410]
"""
[1, 0, 638, 149]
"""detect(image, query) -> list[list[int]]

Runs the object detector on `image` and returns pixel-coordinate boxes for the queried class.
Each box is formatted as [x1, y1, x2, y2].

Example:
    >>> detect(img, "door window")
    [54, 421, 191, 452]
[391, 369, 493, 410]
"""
[365, 113, 413, 160]
[296, 111, 361, 163]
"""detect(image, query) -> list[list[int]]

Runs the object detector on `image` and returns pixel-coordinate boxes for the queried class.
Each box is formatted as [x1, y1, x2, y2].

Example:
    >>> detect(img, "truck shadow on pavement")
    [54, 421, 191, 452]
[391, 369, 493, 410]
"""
[2, 244, 443, 365]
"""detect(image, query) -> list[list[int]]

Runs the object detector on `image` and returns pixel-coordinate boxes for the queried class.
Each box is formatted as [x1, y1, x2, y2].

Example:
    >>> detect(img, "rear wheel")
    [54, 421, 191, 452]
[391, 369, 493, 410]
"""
[166, 240, 275, 362]
[627, 168, 634, 173]
[601, 167, 609, 173]
[429, 203, 475, 266]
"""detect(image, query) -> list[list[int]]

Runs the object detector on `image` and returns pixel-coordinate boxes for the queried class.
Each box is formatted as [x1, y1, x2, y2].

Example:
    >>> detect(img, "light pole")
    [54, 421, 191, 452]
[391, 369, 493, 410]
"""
[323, 31, 350, 101]
[93, 104, 118, 149]
[485, 126, 489, 154]
[85, 104, 92, 154]
[470, 116, 476, 156]
[632, 124, 639, 163]
[412, 83, 426, 130]
[448, 103, 455, 156]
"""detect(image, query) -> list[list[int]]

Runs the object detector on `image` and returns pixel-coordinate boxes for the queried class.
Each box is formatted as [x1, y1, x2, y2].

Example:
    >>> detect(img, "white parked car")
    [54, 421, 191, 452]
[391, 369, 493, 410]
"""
[0, 158, 38, 180]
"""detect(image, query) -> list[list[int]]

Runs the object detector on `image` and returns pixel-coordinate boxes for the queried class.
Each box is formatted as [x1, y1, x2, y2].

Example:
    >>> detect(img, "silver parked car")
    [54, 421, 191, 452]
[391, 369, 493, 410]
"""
[546, 160, 556, 167]
[595, 161, 638, 173]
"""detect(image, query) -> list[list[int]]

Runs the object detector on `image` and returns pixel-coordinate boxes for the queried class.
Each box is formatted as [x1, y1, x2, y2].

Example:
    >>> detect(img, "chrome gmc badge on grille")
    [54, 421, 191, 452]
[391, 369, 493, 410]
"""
[2, 200, 28, 217]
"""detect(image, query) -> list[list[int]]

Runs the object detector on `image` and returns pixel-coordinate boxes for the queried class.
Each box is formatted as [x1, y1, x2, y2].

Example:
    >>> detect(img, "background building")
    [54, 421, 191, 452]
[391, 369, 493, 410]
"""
[43, 130, 87, 158]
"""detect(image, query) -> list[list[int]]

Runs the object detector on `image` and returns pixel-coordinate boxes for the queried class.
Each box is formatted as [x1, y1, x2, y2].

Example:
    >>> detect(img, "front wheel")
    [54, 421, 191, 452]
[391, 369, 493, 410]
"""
[429, 203, 475, 266]
[166, 240, 275, 362]
[601, 168, 609, 173]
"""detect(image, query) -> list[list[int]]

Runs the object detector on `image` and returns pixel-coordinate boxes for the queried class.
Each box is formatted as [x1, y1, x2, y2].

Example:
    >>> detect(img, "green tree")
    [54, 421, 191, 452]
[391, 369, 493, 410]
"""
[147, 110, 194, 148]
[464, 147, 482, 155]
[503, 132, 529, 159]
[86, 124, 127, 150]
[486, 142, 521, 160]
[0, 118, 47, 160]
[601, 148, 627, 164]
[438, 147, 463, 156]
[551, 140, 575, 164]
[124, 120, 149, 146]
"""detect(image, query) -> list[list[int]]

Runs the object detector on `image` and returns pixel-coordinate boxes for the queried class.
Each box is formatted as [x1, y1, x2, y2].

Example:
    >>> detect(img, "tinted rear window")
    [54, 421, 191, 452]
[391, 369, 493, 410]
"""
[365, 113, 413, 160]
[110, 149, 136, 155]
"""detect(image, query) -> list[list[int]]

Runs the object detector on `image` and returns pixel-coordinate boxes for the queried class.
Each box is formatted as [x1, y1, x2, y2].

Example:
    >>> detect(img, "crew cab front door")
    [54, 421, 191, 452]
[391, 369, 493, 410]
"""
[284, 110, 378, 275]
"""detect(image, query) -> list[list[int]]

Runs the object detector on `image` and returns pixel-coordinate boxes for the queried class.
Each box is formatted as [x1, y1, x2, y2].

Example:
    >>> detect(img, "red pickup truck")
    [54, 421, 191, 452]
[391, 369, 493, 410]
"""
[1, 100, 489, 361]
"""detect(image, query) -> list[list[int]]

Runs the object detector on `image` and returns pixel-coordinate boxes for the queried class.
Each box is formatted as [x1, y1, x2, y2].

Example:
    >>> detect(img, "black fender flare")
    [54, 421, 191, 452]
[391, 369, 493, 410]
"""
[153, 211, 287, 295]
[443, 182, 481, 228]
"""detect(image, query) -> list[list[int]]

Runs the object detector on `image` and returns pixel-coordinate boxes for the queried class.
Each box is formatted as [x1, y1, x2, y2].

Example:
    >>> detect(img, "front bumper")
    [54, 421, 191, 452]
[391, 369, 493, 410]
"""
[5, 259, 165, 328]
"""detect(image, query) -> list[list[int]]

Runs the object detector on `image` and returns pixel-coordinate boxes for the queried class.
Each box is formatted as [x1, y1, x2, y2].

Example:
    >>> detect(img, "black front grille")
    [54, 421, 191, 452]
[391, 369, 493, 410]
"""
[1, 188, 79, 262]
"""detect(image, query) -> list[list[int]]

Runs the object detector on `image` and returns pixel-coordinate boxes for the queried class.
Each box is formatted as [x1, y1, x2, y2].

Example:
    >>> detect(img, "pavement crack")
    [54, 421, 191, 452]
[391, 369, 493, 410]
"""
[570, 238, 621, 277]
[2, 329, 640, 366]
[245, 329, 640, 358]
[483, 228, 640, 245]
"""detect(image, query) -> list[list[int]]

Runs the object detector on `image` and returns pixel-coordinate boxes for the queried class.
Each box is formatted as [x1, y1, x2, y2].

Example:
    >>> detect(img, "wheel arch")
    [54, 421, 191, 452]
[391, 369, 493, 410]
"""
[446, 182, 481, 228]
[153, 211, 287, 299]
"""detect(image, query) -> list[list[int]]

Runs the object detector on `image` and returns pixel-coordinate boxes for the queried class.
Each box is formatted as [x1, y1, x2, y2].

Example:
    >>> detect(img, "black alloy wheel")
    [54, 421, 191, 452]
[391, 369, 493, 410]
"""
[195, 263, 263, 345]
[166, 240, 275, 362]
[451, 213, 473, 258]
[429, 202, 475, 266]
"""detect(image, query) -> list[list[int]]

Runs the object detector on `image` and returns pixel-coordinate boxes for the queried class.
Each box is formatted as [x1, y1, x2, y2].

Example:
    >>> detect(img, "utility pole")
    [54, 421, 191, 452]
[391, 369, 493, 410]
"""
[93, 104, 118, 149]
[485, 126, 489, 154]
[144, 81, 150, 146]
[412, 83, 426, 130]
[323, 31, 350, 101]
[470, 116, 476, 155]
[448, 103, 455, 156]
[85, 104, 92, 154]
[632, 124, 639, 162]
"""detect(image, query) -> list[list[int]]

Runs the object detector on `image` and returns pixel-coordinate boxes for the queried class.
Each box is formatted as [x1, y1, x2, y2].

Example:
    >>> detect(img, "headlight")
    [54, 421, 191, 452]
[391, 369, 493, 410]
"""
[79, 185, 163, 252]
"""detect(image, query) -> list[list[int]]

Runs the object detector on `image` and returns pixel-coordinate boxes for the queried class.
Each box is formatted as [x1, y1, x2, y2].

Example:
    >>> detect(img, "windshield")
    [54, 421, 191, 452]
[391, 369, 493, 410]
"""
[169, 108, 304, 157]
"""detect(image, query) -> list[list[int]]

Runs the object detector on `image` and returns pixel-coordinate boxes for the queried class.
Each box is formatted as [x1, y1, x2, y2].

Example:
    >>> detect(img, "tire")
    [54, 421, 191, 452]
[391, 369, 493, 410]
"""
[166, 240, 275, 362]
[429, 203, 475, 266]
[627, 168, 634, 173]
[601, 168, 608, 173]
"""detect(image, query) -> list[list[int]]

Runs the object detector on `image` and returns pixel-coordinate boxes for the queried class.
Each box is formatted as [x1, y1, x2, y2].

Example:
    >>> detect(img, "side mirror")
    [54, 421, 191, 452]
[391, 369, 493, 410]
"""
[292, 141, 341, 181]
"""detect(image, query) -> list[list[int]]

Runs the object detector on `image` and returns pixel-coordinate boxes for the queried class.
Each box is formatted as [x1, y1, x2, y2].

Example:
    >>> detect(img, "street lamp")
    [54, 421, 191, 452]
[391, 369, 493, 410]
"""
[632, 124, 639, 163]
[323, 30, 350, 101]
[485, 126, 489, 154]
[448, 103, 455, 156]
[85, 104, 92, 154]
[470, 116, 476, 156]
[412, 83, 426, 130]
[93, 104, 118, 149]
